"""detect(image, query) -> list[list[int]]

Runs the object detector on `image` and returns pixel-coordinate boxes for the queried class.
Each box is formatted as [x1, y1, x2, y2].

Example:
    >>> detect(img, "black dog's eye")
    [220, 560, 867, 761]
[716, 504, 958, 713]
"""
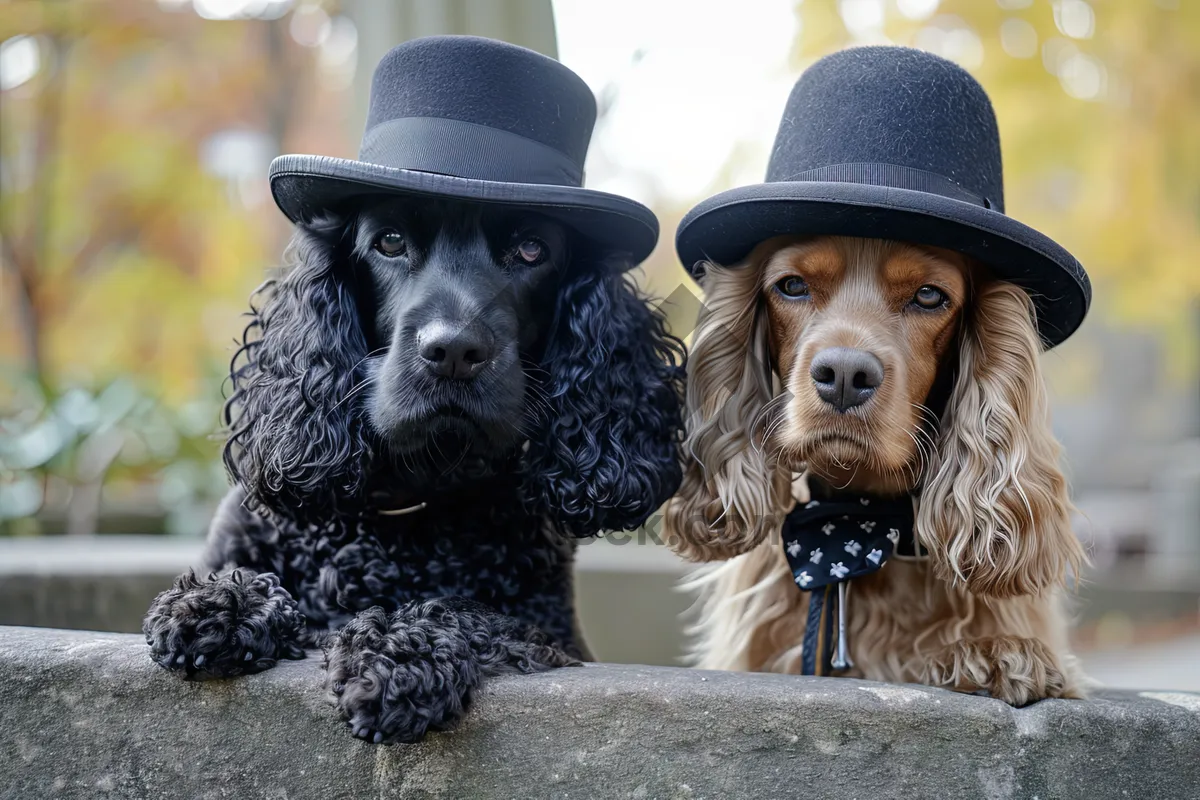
[911, 285, 947, 310]
[515, 237, 548, 266]
[774, 276, 810, 299]
[373, 230, 407, 258]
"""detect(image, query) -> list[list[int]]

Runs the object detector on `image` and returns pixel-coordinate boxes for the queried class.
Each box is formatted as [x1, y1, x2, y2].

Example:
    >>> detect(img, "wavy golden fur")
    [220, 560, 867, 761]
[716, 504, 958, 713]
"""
[665, 236, 1087, 705]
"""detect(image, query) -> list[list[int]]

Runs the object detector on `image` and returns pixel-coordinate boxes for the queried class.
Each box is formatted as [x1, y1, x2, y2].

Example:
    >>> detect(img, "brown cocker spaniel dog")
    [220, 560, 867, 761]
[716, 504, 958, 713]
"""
[664, 235, 1087, 706]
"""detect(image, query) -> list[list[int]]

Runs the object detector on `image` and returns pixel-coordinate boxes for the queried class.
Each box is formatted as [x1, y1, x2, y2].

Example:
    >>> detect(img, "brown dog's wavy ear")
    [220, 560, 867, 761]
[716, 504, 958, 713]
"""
[664, 259, 791, 562]
[918, 281, 1086, 598]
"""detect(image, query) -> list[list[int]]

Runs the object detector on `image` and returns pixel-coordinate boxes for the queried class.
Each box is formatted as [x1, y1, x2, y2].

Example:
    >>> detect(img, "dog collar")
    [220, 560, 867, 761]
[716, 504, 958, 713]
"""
[369, 488, 430, 518]
[376, 502, 427, 517]
[780, 494, 920, 676]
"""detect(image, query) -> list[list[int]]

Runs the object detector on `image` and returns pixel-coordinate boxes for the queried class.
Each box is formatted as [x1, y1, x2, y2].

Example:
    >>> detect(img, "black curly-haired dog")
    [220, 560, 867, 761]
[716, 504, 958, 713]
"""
[143, 195, 685, 743]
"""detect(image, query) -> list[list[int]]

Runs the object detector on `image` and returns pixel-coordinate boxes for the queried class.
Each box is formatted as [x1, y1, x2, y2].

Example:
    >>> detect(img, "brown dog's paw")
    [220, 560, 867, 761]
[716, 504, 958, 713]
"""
[920, 636, 1082, 706]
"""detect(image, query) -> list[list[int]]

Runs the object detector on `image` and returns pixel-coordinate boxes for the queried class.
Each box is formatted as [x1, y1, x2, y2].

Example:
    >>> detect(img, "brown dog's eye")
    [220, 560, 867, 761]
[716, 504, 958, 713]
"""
[516, 238, 547, 265]
[911, 285, 948, 309]
[373, 231, 406, 258]
[775, 276, 810, 299]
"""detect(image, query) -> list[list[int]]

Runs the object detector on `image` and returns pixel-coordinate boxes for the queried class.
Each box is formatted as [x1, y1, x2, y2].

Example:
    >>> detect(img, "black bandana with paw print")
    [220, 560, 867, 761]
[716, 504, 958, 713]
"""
[780, 494, 917, 676]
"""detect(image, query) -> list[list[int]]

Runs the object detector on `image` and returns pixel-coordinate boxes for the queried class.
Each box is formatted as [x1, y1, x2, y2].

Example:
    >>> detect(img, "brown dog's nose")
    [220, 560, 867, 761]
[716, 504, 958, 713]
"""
[810, 347, 883, 412]
[418, 321, 492, 380]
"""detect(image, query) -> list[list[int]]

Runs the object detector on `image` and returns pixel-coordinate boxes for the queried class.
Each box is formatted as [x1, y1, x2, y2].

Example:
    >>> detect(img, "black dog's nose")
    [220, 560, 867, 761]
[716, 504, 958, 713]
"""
[418, 322, 492, 380]
[810, 347, 884, 412]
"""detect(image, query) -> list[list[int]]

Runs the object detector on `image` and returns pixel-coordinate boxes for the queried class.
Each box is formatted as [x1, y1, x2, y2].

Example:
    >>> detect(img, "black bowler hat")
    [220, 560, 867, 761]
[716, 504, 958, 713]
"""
[270, 36, 658, 263]
[676, 46, 1090, 347]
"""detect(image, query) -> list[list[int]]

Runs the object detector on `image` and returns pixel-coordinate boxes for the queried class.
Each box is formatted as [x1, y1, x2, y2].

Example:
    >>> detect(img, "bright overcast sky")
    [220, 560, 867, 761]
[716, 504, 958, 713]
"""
[552, 0, 800, 207]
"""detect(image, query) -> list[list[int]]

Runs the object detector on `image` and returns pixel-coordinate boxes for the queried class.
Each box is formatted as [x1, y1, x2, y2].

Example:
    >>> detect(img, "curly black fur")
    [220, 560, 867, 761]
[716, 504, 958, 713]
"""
[524, 264, 686, 537]
[221, 220, 373, 526]
[143, 201, 684, 744]
[326, 598, 579, 743]
[143, 568, 305, 677]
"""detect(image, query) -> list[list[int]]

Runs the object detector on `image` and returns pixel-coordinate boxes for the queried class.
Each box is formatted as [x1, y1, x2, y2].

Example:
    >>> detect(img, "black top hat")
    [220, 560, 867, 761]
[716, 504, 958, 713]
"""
[269, 36, 659, 263]
[676, 46, 1090, 347]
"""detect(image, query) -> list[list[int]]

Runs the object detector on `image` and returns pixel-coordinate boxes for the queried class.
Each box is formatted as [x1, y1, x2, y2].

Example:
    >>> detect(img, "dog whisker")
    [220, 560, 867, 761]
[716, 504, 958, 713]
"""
[346, 347, 389, 375]
[329, 375, 378, 413]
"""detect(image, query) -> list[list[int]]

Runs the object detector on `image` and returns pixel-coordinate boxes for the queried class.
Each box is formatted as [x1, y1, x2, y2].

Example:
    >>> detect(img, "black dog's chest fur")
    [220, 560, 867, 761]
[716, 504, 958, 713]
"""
[207, 486, 581, 655]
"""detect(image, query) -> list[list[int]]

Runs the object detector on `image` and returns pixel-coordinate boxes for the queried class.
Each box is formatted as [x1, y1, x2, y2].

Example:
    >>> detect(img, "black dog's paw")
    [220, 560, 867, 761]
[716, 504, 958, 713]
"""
[325, 601, 577, 744]
[324, 606, 477, 744]
[143, 568, 306, 678]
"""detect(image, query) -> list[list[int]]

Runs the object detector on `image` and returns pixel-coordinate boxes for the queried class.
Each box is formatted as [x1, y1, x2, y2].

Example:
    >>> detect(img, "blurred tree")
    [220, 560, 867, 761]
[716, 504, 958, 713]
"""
[0, 0, 339, 533]
[0, 1, 314, 398]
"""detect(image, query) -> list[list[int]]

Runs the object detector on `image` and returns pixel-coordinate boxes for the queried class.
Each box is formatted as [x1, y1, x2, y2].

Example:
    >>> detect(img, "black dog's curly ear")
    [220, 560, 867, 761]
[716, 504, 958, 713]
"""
[524, 255, 686, 537]
[223, 217, 371, 523]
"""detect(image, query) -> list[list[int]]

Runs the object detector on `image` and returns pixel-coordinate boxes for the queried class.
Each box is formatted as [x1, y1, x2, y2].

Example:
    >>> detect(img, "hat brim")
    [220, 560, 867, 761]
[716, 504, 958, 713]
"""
[270, 154, 660, 264]
[676, 181, 1091, 348]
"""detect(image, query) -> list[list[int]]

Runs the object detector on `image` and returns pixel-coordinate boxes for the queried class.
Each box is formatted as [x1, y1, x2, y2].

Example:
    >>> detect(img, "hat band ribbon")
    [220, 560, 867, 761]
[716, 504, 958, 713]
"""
[358, 117, 583, 187]
[783, 163, 994, 210]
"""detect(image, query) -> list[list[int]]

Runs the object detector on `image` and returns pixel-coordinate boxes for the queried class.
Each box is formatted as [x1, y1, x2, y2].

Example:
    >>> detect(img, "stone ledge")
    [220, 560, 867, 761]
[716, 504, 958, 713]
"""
[2, 627, 1199, 799]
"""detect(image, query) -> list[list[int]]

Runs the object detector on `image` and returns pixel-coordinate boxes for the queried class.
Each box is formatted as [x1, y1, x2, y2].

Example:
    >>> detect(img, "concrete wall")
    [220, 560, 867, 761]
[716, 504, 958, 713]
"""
[3, 626, 1198, 800]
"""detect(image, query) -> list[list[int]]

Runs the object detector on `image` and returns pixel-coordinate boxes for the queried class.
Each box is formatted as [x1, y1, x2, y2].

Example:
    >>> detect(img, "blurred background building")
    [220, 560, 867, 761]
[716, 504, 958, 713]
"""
[2, 0, 1199, 687]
